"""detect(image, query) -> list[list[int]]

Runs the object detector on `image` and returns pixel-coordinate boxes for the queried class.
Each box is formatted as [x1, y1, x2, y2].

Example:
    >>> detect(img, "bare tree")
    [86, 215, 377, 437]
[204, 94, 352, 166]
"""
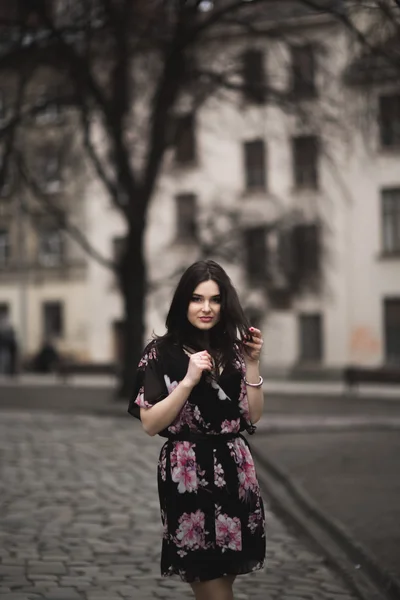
[0, 0, 338, 396]
[302, 0, 400, 77]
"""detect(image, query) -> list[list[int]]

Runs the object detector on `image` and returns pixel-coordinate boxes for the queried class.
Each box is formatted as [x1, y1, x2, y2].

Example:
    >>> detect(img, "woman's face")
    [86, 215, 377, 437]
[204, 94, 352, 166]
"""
[187, 279, 221, 331]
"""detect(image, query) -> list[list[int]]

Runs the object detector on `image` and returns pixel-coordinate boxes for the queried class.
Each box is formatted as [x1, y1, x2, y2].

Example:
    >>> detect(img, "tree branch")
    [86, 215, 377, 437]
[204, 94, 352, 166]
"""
[0, 71, 31, 192]
[0, 92, 77, 141]
[301, 0, 400, 70]
[142, 40, 186, 208]
[192, 66, 290, 103]
[78, 101, 123, 213]
[190, 0, 270, 39]
[15, 151, 116, 272]
[19, 0, 114, 127]
[17, 0, 139, 207]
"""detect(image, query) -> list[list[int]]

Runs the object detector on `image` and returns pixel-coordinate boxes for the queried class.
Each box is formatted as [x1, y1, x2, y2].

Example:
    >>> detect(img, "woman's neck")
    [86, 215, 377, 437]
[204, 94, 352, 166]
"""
[183, 328, 211, 352]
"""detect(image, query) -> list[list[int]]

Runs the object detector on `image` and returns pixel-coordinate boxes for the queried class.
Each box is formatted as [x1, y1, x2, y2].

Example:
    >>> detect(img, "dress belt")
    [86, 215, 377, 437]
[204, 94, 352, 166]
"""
[163, 431, 247, 445]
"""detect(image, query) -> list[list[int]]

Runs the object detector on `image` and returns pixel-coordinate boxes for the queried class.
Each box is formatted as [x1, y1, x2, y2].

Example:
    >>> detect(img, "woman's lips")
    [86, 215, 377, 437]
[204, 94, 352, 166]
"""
[199, 317, 213, 322]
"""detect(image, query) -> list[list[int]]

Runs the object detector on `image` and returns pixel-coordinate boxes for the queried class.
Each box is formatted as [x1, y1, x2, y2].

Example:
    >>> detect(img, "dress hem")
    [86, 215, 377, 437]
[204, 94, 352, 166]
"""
[161, 559, 266, 583]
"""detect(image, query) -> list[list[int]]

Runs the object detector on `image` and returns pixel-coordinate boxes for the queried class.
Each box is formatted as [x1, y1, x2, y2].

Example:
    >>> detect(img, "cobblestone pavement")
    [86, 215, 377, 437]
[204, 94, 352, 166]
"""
[0, 411, 359, 600]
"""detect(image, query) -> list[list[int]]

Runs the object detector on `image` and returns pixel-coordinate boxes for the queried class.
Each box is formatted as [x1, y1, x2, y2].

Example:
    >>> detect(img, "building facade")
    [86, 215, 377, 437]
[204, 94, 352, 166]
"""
[1, 7, 399, 372]
[0, 66, 90, 363]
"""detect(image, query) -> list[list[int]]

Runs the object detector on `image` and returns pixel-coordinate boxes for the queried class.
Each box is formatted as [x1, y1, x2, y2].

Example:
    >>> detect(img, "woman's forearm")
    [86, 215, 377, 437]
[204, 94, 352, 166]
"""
[140, 377, 195, 436]
[245, 361, 264, 423]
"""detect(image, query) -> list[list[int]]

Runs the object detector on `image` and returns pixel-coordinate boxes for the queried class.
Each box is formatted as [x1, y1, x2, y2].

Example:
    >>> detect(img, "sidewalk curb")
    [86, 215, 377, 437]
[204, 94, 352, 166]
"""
[1, 377, 400, 400]
[252, 446, 400, 600]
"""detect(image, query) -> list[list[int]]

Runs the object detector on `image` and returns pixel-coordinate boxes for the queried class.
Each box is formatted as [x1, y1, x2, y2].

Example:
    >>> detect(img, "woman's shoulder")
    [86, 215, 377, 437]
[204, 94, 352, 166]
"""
[140, 337, 180, 361]
[138, 339, 159, 369]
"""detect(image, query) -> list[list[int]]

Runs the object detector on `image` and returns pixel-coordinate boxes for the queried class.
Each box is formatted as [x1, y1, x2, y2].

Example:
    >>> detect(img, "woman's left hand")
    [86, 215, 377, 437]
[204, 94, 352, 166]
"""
[243, 327, 264, 363]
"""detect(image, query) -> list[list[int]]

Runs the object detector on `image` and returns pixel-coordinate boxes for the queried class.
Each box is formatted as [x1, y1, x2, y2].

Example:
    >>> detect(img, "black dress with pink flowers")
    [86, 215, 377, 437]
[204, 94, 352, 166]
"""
[128, 339, 266, 583]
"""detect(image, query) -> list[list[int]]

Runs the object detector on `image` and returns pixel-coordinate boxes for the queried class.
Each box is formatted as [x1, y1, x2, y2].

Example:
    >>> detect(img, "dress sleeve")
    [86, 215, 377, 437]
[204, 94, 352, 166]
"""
[235, 344, 257, 436]
[127, 340, 168, 420]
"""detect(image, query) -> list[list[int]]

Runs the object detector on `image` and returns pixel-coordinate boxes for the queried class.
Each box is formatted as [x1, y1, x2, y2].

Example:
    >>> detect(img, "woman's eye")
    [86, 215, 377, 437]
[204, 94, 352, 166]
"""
[191, 297, 202, 302]
[212, 297, 221, 304]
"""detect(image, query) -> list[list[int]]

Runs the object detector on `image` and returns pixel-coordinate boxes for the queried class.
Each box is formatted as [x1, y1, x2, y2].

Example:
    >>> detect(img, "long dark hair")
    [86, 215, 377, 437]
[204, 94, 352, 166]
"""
[156, 260, 251, 368]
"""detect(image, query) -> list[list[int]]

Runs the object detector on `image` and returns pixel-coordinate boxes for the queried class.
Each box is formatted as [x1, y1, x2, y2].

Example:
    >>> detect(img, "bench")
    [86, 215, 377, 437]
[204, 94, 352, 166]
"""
[343, 366, 400, 391]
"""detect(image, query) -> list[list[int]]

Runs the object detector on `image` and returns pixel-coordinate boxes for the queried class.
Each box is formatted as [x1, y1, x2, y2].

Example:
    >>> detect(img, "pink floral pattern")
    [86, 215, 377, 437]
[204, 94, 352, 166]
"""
[164, 375, 179, 394]
[134, 386, 152, 409]
[215, 506, 242, 552]
[221, 418, 240, 433]
[129, 339, 266, 583]
[213, 450, 226, 488]
[238, 378, 250, 421]
[174, 510, 210, 550]
[248, 500, 265, 535]
[159, 445, 167, 482]
[171, 442, 198, 494]
[138, 345, 157, 367]
[228, 439, 259, 501]
[167, 403, 211, 435]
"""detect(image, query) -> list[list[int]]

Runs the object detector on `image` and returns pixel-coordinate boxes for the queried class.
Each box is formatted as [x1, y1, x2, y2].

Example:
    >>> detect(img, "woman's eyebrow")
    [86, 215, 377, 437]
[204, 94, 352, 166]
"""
[192, 294, 221, 299]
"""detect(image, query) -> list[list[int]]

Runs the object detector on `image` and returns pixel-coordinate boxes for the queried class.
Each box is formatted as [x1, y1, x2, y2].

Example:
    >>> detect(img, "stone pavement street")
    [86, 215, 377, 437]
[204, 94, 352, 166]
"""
[0, 411, 360, 600]
[254, 429, 400, 583]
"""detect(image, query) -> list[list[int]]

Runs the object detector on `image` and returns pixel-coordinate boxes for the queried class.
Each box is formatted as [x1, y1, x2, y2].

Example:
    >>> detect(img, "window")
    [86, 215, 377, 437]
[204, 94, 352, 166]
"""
[292, 223, 320, 278]
[43, 301, 64, 339]
[176, 193, 197, 241]
[38, 228, 64, 266]
[292, 135, 319, 189]
[382, 188, 400, 254]
[0, 228, 10, 267]
[242, 49, 266, 104]
[278, 223, 321, 292]
[384, 299, 400, 363]
[0, 302, 9, 321]
[243, 140, 266, 191]
[299, 313, 323, 362]
[291, 44, 316, 97]
[37, 150, 62, 193]
[244, 227, 268, 282]
[175, 113, 196, 164]
[379, 94, 400, 148]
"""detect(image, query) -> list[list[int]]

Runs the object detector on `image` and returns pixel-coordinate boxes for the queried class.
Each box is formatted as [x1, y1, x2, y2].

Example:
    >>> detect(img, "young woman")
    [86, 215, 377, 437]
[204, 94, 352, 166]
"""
[128, 260, 266, 600]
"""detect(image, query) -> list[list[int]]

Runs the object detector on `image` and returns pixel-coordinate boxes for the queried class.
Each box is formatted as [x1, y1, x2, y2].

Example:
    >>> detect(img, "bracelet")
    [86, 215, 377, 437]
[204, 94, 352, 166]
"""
[244, 375, 263, 388]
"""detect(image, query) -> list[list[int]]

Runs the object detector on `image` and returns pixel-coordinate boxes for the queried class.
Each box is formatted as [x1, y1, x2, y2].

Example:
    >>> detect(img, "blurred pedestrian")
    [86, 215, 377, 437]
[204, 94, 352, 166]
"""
[128, 260, 266, 600]
[33, 339, 59, 373]
[0, 316, 18, 376]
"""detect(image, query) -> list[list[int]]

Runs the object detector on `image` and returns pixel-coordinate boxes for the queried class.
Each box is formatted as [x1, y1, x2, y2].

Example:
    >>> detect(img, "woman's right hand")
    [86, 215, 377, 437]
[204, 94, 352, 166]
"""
[183, 351, 213, 387]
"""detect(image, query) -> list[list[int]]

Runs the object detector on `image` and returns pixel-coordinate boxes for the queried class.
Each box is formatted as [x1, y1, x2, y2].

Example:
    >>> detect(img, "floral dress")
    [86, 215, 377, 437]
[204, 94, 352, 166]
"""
[128, 339, 266, 583]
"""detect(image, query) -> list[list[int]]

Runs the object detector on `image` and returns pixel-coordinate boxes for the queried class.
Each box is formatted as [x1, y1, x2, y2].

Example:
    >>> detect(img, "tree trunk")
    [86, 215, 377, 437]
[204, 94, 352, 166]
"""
[116, 218, 146, 399]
